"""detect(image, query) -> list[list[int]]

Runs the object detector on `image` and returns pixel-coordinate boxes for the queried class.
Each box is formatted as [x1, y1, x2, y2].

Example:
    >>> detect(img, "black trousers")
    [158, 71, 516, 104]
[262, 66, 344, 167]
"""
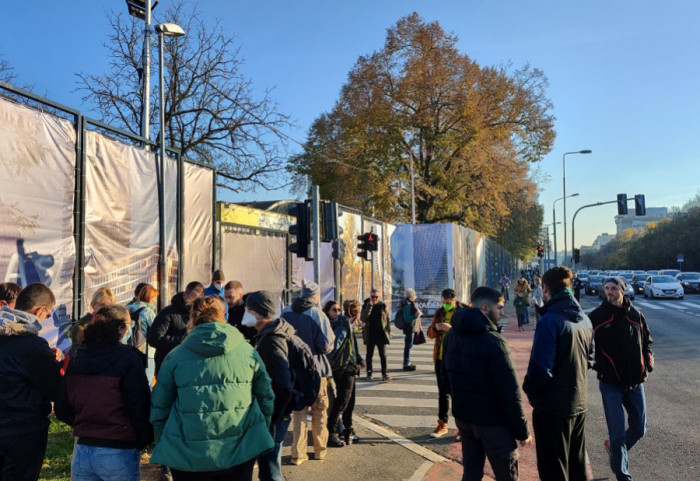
[366, 340, 388, 377]
[171, 457, 256, 481]
[434, 359, 450, 422]
[455, 418, 519, 481]
[532, 409, 588, 481]
[328, 369, 356, 435]
[0, 427, 48, 481]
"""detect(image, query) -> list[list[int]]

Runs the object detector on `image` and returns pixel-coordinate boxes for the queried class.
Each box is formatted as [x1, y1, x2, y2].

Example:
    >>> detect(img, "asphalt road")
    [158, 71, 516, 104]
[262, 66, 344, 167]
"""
[579, 293, 700, 481]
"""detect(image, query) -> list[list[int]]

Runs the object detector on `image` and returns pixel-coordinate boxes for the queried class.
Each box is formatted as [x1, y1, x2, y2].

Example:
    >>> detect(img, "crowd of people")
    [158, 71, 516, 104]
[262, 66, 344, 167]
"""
[0, 264, 653, 481]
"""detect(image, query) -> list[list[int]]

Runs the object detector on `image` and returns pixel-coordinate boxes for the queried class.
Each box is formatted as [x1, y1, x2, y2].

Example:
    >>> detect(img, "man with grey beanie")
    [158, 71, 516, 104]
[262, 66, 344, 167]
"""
[589, 277, 653, 481]
[246, 290, 294, 481]
[281, 280, 334, 465]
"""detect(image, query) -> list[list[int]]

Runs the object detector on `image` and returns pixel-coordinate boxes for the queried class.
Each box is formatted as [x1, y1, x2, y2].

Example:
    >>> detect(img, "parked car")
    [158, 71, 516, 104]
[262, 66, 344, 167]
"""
[658, 269, 681, 277]
[676, 272, 700, 294]
[586, 275, 605, 295]
[643, 275, 684, 299]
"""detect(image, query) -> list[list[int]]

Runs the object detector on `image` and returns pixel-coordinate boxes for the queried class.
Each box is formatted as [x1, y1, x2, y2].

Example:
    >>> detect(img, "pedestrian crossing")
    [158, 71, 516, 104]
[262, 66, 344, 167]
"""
[635, 299, 700, 311]
[353, 328, 458, 433]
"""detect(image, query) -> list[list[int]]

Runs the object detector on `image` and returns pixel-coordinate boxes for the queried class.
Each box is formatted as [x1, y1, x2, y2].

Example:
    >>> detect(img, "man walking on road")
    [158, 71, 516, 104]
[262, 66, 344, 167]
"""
[523, 267, 593, 481]
[589, 277, 653, 481]
[499, 274, 511, 301]
[360, 288, 392, 383]
[442, 286, 532, 481]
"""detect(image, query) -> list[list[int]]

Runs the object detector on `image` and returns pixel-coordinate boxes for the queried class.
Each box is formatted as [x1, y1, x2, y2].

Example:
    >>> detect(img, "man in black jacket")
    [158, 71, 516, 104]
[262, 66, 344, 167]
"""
[589, 277, 653, 481]
[249, 290, 294, 481]
[523, 267, 593, 481]
[442, 286, 532, 481]
[147, 281, 203, 376]
[0, 283, 61, 481]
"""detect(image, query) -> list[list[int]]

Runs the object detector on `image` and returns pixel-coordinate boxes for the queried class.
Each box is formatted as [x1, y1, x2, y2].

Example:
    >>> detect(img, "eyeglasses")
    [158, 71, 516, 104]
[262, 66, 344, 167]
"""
[370, 296, 378, 299]
[331, 307, 341, 312]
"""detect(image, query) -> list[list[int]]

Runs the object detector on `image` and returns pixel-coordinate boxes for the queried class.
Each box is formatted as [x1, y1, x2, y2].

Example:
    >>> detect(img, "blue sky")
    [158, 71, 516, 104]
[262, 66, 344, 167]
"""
[2, 1, 699, 249]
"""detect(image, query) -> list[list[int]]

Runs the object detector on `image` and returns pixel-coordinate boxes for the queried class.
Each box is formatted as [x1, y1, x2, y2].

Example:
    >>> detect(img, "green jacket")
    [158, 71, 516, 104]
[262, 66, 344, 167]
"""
[150, 322, 274, 471]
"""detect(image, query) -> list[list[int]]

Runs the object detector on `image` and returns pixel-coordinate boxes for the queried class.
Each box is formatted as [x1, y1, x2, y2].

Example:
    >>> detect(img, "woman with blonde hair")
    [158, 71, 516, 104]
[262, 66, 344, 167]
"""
[70, 287, 116, 348]
[150, 295, 275, 481]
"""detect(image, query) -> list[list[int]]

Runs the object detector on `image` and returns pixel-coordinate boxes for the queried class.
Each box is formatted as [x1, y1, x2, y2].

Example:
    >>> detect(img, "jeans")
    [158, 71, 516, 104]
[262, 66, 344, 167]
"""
[365, 340, 388, 377]
[258, 417, 291, 481]
[599, 381, 647, 481]
[434, 360, 450, 423]
[328, 370, 356, 435]
[454, 418, 518, 481]
[403, 332, 414, 366]
[0, 427, 48, 481]
[72, 444, 140, 481]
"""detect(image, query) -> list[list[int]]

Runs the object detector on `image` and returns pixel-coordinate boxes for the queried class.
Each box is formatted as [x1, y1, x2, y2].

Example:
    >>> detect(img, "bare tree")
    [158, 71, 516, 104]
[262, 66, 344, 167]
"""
[0, 51, 17, 84]
[77, 1, 293, 192]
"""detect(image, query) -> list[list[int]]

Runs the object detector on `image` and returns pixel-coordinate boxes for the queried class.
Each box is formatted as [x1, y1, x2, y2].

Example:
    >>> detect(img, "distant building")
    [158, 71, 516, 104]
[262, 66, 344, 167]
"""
[592, 233, 615, 251]
[615, 207, 671, 234]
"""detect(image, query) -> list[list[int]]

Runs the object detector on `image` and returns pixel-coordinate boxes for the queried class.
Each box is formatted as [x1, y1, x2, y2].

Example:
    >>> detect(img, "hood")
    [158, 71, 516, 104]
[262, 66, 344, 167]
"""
[259, 317, 297, 340]
[171, 292, 189, 313]
[182, 322, 244, 358]
[72, 343, 132, 374]
[451, 307, 497, 336]
[0, 306, 42, 337]
[292, 297, 316, 313]
[541, 288, 586, 323]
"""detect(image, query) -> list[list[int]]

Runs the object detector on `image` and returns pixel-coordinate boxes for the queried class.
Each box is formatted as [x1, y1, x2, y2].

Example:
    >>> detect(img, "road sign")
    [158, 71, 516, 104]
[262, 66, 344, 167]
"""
[677, 254, 684, 263]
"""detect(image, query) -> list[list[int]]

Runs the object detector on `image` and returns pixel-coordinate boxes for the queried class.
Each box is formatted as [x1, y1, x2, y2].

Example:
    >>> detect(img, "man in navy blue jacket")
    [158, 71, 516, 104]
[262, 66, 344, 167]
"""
[523, 267, 593, 481]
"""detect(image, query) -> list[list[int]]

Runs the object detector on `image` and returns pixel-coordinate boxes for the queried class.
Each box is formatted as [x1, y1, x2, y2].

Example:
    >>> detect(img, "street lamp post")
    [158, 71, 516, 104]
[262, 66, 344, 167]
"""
[553, 193, 578, 266]
[563, 150, 591, 266]
[156, 22, 185, 306]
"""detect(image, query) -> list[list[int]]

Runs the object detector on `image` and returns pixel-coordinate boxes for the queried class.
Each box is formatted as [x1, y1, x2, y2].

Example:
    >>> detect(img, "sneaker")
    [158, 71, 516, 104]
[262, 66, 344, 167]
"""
[455, 430, 461, 442]
[343, 428, 360, 445]
[382, 375, 392, 383]
[328, 435, 345, 447]
[604, 440, 613, 471]
[290, 455, 309, 466]
[430, 419, 448, 438]
[366, 373, 373, 381]
[403, 364, 417, 371]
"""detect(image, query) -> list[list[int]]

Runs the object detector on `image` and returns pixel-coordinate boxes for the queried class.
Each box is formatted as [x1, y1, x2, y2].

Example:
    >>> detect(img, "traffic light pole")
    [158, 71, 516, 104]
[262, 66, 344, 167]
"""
[571, 199, 616, 266]
[312, 185, 321, 285]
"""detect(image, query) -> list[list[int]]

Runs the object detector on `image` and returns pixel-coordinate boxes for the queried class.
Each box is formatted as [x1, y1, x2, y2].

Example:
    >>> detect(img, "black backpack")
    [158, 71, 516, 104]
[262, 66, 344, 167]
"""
[394, 305, 405, 329]
[286, 334, 322, 412]
[128, 307, 147, 353]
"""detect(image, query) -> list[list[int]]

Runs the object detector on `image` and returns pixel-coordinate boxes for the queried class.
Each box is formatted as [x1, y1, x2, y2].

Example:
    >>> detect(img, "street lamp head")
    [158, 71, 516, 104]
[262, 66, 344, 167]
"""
[155, 23, 186, 37]
[579, 150, 592, 154]
[570, 193, 580, 197]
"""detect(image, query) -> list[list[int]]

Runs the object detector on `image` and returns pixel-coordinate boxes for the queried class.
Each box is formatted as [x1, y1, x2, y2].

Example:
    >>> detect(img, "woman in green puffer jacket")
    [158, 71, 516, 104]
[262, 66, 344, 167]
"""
[150, 295, 275, 480]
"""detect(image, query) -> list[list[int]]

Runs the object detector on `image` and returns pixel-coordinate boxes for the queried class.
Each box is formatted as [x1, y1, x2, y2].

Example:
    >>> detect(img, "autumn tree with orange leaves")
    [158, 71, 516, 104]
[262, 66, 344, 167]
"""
[290, 13, 554, 258]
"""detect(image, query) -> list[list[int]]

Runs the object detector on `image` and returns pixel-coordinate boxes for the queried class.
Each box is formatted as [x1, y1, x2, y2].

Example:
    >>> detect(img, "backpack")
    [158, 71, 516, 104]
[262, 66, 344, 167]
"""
[286, 335, 322, 412]
[394, 305, 405, 329]
[128, 307, 147, 352]
[330, 327, 354, 373]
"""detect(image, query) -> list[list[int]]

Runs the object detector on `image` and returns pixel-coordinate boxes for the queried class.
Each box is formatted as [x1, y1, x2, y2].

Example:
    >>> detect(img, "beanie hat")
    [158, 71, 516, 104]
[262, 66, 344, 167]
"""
[301, 280, 320, 299]
[245, 290, 277, 318]
[605, 276, 627, 292]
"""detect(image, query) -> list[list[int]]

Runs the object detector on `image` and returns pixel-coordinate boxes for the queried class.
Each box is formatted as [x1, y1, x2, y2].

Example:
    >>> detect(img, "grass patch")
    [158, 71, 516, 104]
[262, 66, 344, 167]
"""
[39, 415, 73, 481]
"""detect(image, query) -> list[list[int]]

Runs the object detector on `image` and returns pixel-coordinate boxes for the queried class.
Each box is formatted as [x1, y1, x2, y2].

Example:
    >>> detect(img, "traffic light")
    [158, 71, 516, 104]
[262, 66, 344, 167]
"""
[537, 244, 544, 258]
[634, 194, 646, 216]
[288, 200, 311, 259]
[573, 248, 581, 264]
[357, 232, 380, 260]
[617, 193, 628, 215]
[320, 201, 340, 242]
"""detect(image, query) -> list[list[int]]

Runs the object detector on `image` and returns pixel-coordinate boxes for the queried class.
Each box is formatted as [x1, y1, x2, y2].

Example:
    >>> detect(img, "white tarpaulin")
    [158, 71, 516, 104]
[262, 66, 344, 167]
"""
[182, 163, 213, 285]
[0, 97, 76, 350]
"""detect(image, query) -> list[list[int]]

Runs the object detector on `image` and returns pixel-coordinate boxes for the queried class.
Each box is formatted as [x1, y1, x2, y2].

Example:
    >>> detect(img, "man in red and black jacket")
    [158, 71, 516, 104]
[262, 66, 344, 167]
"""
[589, 276, 653, 481]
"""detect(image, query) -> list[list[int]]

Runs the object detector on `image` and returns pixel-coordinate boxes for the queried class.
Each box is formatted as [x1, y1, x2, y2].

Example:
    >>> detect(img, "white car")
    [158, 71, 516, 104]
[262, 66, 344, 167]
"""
[643, 275, 684, 299]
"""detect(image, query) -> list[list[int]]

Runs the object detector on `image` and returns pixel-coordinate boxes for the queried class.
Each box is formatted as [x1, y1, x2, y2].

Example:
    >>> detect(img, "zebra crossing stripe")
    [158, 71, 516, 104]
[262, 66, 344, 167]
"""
[356, 382, 438, 393]
[354, 396, 438, 408]
[634, 301, 665, 310]
[369, 414, 457, 430]
[678, 301, 700, 309]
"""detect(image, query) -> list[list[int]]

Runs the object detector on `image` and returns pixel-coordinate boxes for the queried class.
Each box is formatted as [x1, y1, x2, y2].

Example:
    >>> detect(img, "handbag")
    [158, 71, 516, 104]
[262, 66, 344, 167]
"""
[413, 320, 426, 345]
